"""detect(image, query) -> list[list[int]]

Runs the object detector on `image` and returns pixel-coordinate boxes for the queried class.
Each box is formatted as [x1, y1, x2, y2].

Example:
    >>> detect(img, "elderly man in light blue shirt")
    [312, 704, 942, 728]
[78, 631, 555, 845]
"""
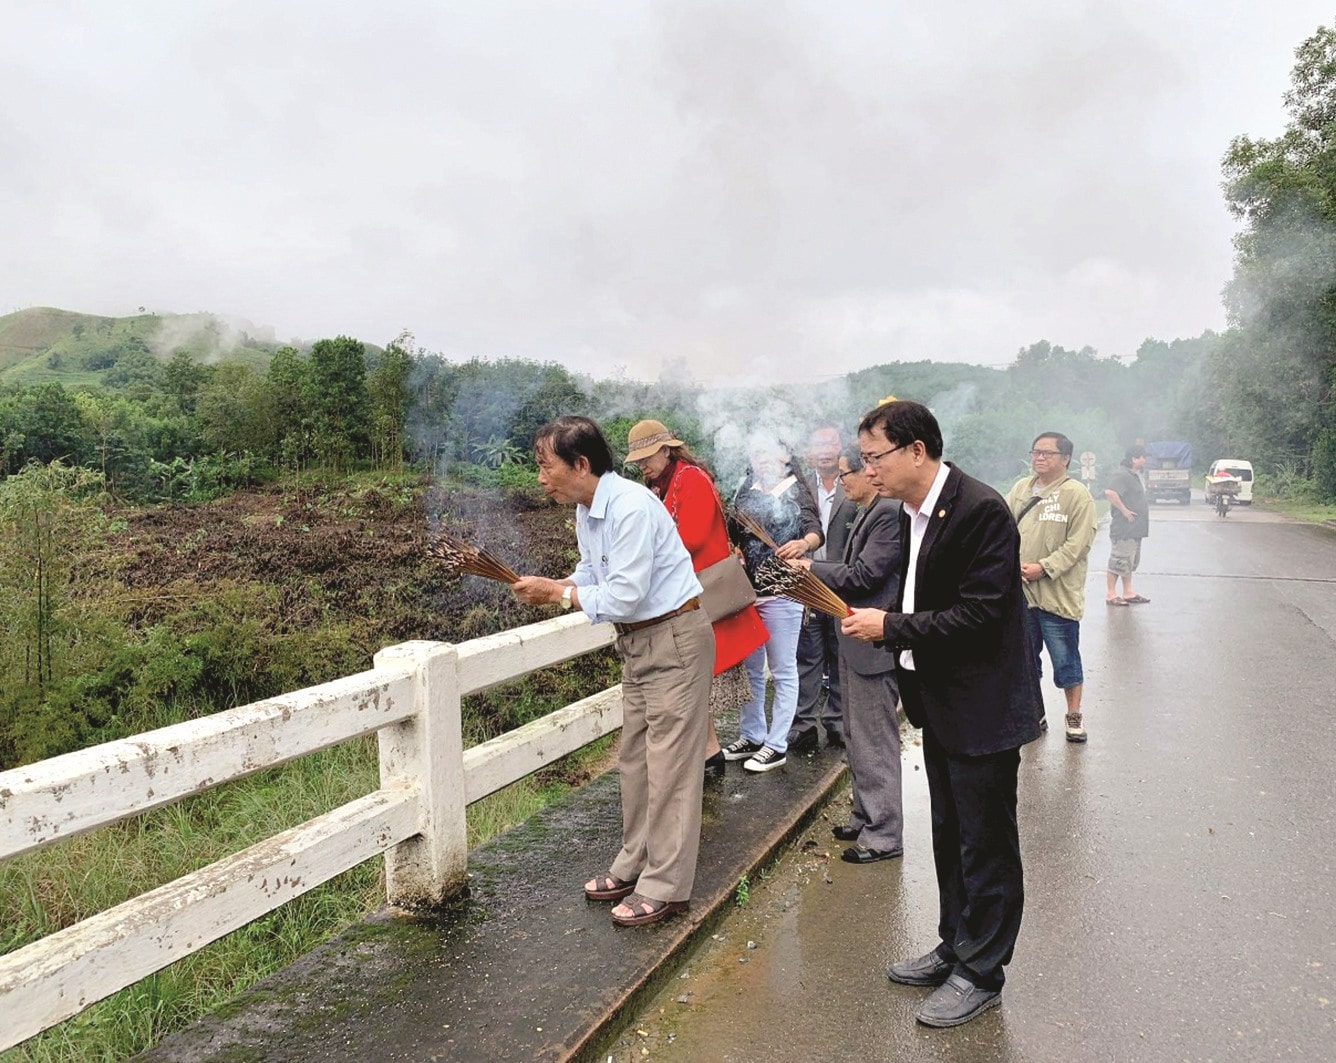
[512, 416, 714, 928]
[568, 470, 703, 624]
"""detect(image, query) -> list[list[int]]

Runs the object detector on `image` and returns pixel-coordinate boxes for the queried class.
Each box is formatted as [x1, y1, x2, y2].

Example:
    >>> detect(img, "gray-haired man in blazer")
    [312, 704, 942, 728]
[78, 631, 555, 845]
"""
[793, 444, 904, 861]
[789, 423, 859, 752]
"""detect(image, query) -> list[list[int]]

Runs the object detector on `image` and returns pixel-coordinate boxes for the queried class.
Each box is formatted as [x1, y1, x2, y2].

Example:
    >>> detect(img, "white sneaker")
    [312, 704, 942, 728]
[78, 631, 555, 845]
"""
[743, 747, 787, 773]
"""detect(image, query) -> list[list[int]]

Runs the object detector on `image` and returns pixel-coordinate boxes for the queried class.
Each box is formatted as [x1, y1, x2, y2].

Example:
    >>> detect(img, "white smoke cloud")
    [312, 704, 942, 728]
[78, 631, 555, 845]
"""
[148, 313, 275, 363]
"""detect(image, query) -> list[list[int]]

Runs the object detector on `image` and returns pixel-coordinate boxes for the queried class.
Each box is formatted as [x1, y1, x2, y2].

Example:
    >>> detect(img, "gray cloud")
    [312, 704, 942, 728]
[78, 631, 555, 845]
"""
[1, 0, 1330, 381]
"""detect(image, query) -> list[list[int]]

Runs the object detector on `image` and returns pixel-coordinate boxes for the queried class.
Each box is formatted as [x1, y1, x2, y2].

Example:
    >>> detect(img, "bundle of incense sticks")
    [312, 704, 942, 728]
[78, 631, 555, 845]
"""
[427, 535, 521, 584]
[730, 508, 781, 550]
[754, 557, 852, 619]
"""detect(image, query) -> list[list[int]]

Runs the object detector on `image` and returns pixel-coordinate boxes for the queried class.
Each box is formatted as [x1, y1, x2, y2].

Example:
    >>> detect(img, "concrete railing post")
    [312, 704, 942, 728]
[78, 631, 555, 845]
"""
[374, 640, 467, 907]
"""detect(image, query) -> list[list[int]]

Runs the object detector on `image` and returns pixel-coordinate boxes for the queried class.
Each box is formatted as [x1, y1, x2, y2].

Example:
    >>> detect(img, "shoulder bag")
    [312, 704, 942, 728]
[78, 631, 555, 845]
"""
[697, 554, 757, 622]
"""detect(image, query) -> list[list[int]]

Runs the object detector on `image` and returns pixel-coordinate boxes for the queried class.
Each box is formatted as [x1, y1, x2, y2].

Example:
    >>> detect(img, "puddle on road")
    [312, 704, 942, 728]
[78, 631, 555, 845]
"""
[605, 807, 849, 1062]
[604, 728, 942, 1063]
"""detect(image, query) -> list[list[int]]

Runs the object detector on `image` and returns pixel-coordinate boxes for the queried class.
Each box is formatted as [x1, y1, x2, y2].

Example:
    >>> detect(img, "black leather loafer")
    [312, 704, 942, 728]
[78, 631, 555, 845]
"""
[787, 729, 819, 754]
[840, 845, 903, 864]
[915, 973, 1001, 1028]
[887, 947, 954, 986]
[831, 824, 859, 841]
[824, 728, 846, 749]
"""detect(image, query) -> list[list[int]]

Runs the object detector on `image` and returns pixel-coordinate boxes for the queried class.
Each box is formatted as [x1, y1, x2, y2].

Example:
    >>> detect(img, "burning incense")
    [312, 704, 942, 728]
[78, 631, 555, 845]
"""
[754, 557, 852, 619]
[730, 508, 781, 551]
[427, 535, 521, 584]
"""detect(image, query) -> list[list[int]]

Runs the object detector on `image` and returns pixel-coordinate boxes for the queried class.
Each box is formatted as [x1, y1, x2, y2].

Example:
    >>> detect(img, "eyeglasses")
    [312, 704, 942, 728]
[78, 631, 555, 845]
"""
[836, 468, 858, 481]
[859, 442, 911, 465]
[1029, 449, 1063, 459]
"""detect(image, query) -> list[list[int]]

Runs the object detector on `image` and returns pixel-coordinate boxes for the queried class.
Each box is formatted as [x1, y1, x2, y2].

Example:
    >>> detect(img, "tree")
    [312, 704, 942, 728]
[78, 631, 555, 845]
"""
[1221, 23, 1336, 490]
[0, 462, 107, 693]
[196, 364, 279, 458]
[162, 351, 215, 416]
[308, 336, 369, 471]
[74, 391, 132, 485]
[1, 383, 88, 466]
[368, 332, 414, 471]
[267, 345, 315, 484]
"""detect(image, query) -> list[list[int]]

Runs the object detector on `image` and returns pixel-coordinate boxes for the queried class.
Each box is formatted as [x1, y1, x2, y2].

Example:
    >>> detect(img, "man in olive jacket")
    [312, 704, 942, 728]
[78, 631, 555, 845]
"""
[842, 400, 1041, 1030]
[1004, 431, 1097, 743]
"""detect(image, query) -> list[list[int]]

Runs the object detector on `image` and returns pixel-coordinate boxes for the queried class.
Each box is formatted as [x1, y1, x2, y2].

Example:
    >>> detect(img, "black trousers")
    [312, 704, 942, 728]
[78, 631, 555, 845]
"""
[791, 610, 843, 737]
[913, 690, 1024, 990]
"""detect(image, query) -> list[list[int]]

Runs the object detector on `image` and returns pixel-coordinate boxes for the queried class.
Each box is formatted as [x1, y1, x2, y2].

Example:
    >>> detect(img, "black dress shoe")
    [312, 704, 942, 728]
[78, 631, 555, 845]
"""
[887, 947, 954, 986]
[704, 751, 726, 779]
[831, 824, 859, 841]
[915, 974, 1002, 1028]
[824, 728, 845, 749]
[787, 729, 819, 754]
[841, 845, 903, 864]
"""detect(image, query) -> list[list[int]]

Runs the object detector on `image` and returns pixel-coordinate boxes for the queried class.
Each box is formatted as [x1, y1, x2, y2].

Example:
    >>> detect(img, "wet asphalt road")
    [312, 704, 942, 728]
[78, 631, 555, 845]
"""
[614, 504, 1336, 1062]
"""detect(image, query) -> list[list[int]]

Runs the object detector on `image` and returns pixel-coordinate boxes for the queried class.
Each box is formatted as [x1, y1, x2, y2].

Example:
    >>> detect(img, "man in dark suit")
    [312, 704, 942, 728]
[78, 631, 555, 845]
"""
[794, 444, 904, 862]
[789, 423, 859, 753]
[842, 400, 1042, 1029]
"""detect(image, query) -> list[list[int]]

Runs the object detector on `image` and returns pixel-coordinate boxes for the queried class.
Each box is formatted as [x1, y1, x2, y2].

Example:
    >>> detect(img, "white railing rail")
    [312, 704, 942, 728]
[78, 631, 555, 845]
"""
[0, 613, 620, 1051]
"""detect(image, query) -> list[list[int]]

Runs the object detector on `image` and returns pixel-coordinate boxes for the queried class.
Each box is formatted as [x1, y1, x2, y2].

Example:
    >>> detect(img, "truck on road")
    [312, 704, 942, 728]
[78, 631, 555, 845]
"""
[1145, 440, 1193, 505]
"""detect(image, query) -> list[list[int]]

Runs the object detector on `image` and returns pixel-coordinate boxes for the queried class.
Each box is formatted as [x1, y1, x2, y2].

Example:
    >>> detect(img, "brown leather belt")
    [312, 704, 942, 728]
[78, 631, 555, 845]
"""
[613, 597, 701, 637]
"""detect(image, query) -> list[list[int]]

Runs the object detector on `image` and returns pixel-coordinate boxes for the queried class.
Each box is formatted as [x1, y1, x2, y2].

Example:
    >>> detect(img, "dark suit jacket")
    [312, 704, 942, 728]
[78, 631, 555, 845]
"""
[810, 497, 902, 676]
[807, 471, 858, 563]
[882, 464, 1042, 756]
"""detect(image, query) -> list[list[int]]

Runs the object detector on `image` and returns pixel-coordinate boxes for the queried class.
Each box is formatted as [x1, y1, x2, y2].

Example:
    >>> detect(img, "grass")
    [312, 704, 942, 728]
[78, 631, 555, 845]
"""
[1261, 497, 1336, 524]
[1, 712, 618, 1062]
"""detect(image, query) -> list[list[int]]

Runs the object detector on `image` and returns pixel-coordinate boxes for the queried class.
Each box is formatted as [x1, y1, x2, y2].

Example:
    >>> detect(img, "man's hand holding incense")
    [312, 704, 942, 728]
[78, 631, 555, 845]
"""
[785, 557, 813, 571]
[841, 606, 888, 642]
[511, 576, 571, 606]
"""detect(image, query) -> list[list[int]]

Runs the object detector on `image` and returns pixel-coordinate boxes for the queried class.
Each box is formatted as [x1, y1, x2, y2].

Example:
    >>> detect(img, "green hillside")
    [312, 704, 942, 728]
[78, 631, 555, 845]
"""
[0, 307, 279, 387]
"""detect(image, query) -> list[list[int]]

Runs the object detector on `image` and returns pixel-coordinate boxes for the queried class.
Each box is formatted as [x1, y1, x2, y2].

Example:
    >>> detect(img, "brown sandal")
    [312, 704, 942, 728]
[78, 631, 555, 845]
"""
[584, 873, 637, 902]
[610, 892, 689, 927]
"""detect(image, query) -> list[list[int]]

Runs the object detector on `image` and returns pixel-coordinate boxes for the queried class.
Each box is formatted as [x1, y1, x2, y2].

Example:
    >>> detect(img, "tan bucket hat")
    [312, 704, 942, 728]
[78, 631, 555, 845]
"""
[625, 419, 684, 463]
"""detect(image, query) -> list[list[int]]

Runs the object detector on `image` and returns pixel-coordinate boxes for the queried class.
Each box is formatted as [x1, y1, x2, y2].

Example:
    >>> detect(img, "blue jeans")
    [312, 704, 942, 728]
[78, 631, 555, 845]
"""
[738, 596, 805, 753]
[1025, 607, 1083, 689]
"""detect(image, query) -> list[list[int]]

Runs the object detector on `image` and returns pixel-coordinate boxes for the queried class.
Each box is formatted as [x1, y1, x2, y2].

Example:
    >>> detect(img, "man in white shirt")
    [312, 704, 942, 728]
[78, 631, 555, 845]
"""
[790, 423, 858, 752]
[842, 401, 1041, 1029]
[512, 416, 714, 928]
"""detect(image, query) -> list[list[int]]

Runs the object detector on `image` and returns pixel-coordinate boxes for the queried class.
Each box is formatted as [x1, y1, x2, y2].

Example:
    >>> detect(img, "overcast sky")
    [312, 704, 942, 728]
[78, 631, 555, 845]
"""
[2, 1, 1331, 384]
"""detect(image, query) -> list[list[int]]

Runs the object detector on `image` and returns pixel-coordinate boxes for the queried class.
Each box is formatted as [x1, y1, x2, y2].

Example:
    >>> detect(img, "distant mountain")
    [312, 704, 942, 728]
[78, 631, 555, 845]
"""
[0, 307, 284, 387]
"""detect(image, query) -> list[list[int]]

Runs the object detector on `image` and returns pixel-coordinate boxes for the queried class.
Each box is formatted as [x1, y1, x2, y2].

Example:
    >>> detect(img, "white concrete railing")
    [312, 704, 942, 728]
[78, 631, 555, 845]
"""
[0, 613, 620, 1052]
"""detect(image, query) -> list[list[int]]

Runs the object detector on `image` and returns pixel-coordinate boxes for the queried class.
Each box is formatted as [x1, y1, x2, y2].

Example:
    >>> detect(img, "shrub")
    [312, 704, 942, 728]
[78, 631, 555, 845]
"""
[495, 462, 539, 491]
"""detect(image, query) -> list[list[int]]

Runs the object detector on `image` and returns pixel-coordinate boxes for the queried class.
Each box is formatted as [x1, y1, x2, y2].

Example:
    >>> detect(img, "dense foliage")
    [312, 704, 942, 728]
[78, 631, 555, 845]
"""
[1215, 24, 1336, 498]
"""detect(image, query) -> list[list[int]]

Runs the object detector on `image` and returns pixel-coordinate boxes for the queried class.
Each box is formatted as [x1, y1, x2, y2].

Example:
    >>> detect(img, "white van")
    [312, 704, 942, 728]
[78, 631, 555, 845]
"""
[1206, 459, 1254, 504]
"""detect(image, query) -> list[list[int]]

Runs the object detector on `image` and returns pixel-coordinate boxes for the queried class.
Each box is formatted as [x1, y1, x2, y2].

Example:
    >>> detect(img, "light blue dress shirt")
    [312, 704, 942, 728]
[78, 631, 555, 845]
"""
[570, 472, 703, 624]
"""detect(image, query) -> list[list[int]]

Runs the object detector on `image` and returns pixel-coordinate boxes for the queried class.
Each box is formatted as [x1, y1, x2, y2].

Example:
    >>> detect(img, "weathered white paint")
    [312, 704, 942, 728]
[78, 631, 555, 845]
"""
[0, 665, 417, 860]
[463, 685, 623, 805]
[0, 787, 420, 1051]
[454, 612, 615, 695]
[375, 641, 468, 908]
[0, 613, 627, 1051]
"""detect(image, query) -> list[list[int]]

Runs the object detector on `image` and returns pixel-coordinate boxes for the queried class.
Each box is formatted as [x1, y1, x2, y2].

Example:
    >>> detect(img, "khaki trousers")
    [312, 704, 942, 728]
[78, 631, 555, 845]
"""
[608, 608, 714, 902]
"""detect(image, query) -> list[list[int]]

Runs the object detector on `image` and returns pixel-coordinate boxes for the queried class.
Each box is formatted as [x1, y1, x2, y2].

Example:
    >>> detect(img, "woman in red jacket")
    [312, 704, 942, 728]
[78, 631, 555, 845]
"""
[627, 421, 769, 777]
